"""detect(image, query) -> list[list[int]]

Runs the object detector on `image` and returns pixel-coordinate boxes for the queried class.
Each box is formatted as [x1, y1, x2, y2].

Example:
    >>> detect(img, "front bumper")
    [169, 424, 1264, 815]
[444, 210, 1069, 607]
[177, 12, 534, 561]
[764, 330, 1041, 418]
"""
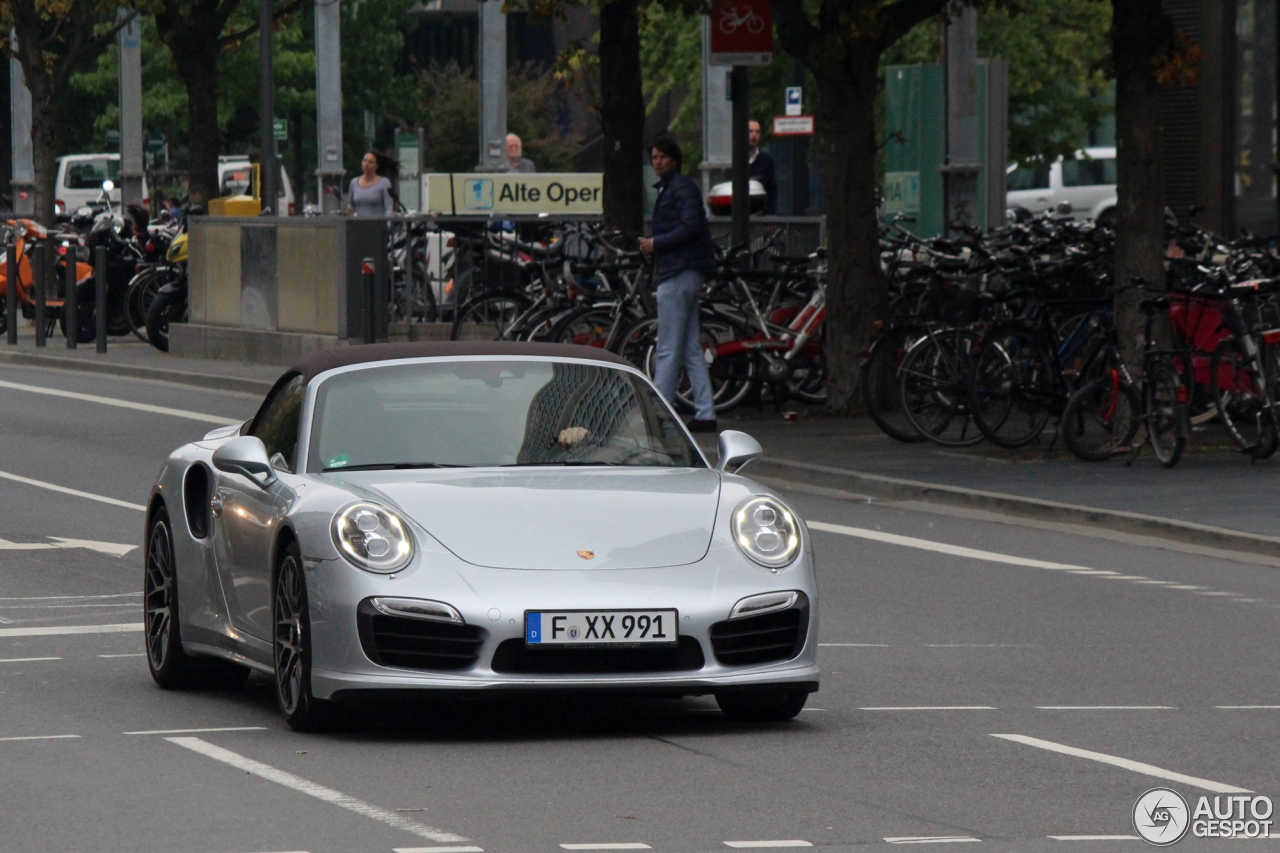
[305, 541, 820, 701]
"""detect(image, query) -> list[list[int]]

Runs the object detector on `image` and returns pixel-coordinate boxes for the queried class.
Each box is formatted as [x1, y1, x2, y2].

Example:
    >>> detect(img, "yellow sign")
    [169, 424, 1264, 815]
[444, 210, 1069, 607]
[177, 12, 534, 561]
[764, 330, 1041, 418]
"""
[422, 173, 603, 216]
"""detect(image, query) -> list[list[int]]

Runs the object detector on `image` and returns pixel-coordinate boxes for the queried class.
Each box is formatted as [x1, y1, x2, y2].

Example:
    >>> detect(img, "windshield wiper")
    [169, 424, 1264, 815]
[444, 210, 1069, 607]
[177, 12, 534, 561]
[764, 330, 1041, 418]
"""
[323, 462, 469, 472]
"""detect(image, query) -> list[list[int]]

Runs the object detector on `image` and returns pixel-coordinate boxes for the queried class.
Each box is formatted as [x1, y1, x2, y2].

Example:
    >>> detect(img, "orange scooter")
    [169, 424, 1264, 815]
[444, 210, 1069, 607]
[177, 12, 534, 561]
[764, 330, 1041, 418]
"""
[0, 219, 94, 339]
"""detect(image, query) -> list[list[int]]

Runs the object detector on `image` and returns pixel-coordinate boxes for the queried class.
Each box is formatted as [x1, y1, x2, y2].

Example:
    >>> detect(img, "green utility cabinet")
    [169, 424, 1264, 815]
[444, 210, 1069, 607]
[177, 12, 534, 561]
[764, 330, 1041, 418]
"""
[883, 60, 1008, 236]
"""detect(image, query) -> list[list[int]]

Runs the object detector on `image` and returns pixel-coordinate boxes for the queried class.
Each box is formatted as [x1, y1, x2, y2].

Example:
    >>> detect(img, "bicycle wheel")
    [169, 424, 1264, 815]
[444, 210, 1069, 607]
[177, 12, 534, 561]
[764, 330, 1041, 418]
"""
[1209, 339, 1280, 458]
[125, 268, 171, 343]
[1061, 372, 1140, 462]
[622, 315, 757, 414]
[899, 328, 985, 447]
[1146, 358, 1187, 467]
[549, 305, 617, 348]
[967, 324, 1057, 448]
[786, 334, 828, 405]
[860, 328, 925, 443]
[450, 290, 532, 341]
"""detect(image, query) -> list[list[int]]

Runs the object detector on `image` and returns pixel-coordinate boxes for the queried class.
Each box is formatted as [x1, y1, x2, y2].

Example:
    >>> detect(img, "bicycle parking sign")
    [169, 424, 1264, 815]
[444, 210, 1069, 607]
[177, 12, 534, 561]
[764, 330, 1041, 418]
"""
[709, 0, 773, 65]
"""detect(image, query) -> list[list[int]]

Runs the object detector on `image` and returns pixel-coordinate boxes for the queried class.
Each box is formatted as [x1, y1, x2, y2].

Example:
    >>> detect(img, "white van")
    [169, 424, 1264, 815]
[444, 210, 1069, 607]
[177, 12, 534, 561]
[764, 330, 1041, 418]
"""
[1006, 146, 1117, 224]
[55, 153, 150, 212]
[217, 156, 296, 216]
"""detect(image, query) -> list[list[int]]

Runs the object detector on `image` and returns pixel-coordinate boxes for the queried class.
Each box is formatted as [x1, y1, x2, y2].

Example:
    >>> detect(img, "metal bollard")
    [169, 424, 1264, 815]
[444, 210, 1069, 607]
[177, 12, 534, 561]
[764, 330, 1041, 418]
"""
[95, 246, 107, 354]
[362, 257, 376, 345]
[33, 240, 48, 347]
[64, 241, 77, 349]
[5, 237, 16, 345]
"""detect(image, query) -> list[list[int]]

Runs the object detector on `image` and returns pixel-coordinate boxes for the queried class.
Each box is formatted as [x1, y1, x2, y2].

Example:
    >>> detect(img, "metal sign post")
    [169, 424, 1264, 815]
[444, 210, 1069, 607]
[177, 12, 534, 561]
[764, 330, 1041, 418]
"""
[477, 0, 508, 172]
[6, 237, 17, 345]
[63, 242, 77, 349]
[117, 10, 145, 207]
[314, 0, 344, 213]
[709, 0, 772, 249]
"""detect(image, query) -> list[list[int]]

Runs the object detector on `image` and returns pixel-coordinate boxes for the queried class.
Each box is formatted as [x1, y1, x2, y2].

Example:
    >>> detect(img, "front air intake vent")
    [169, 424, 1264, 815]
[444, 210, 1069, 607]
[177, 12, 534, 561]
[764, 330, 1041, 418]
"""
[709, 595, 809, 666]
[357, 600, 484, 671]
[490, 637, 705, 674]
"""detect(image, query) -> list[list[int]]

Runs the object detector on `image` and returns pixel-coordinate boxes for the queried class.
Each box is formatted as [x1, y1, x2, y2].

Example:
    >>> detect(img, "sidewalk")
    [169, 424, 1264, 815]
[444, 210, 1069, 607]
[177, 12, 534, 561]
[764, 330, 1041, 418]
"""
[0, 337, 279, 393]
[706, 408, 1280, 556]
[4, 335, 1277, 557]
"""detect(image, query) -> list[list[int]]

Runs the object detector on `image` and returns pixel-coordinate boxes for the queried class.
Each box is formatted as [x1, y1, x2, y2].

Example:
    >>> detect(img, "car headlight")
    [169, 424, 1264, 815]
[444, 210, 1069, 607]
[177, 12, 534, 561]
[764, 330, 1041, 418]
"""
[332, 503, 414, 573]
[732, 496, 800, 569]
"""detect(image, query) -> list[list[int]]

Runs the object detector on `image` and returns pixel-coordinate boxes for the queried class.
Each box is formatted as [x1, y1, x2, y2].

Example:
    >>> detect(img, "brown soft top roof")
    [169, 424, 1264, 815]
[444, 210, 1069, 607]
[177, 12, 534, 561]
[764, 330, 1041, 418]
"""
[292, 341, 634, 382]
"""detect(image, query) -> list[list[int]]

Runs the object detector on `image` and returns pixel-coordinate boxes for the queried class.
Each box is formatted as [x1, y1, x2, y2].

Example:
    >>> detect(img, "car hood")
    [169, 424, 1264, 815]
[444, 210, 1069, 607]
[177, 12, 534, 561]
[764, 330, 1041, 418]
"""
[327, 467, 722, 570]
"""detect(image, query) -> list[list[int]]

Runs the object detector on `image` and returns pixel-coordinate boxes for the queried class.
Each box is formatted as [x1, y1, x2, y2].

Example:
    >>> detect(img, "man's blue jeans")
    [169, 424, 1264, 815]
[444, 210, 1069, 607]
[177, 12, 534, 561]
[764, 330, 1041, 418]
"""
[654, 269, 715, 421]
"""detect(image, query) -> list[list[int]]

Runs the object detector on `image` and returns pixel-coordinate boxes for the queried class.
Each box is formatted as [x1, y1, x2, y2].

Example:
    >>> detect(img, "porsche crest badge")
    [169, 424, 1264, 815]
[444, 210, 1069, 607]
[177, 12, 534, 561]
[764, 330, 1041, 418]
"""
[577, 550, 595, 560]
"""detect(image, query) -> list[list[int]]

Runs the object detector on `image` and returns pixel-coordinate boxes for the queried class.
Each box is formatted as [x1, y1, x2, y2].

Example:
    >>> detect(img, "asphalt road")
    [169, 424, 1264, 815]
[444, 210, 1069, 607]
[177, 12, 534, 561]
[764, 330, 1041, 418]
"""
[1, 363, 1277, 853]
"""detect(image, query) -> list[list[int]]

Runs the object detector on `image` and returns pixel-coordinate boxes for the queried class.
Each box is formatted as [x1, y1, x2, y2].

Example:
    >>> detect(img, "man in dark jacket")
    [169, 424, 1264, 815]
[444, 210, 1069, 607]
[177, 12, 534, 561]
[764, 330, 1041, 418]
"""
[748, 120, 777, 215]
[638, 136, 718, 431]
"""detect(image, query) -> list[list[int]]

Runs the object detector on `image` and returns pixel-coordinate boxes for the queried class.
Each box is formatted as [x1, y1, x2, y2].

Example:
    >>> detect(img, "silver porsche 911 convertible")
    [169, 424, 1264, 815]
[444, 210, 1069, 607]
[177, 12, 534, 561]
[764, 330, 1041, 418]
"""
[144, 342, 818, 729]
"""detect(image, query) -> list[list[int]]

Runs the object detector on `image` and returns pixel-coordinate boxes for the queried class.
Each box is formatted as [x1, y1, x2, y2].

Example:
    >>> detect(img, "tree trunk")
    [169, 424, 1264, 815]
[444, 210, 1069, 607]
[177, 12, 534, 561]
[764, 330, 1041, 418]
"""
[156, 0, 234, 207]
[598, 0, 645, 234]
[176, 50, 224, 206]
[1112, 0, 1168, 371]
[810, 49, 886, 413]
[29, 100, 59, 228]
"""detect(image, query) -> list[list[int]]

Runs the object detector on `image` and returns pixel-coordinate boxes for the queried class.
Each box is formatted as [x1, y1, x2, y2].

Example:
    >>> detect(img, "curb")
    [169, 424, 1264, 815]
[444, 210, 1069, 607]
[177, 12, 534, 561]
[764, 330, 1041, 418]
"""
[743, 455, 1280, 560]
[0, 350, 276, 395]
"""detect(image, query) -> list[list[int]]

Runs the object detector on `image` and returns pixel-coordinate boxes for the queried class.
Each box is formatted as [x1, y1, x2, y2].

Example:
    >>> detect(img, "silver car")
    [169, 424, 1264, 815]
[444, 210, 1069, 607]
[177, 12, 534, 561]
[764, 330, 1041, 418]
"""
[144, 343, 819, 729]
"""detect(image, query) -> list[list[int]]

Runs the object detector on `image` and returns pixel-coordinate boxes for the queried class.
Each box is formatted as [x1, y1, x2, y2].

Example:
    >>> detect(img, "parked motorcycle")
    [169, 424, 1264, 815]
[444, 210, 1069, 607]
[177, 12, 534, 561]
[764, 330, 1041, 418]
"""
[0, 218, 95, 339]
[144, 228, 189, 352]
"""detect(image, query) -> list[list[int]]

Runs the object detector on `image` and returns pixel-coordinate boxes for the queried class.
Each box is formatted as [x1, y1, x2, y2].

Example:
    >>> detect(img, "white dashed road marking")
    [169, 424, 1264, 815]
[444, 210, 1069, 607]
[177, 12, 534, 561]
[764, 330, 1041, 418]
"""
[1048, 836, 1139, 842]
[724, 842, 812, 848]
[819, 643, 888, 647]
[0, 656, 61, 662]
[560, 845, 652, 850]
[0, 378, 240, 425]
[0, 734, 80, 741]
[166, 736, 468, 842]
[0, 470, 146, 511]
[394, 848, 484, 853]
[0, 623, 141, 637]
[860, 707, 996, 711]
[124, 726, 268, 735]
[991, 734, 1252, 793]
[884, 838, 981, 845]
[1034, 701, 1172, 706]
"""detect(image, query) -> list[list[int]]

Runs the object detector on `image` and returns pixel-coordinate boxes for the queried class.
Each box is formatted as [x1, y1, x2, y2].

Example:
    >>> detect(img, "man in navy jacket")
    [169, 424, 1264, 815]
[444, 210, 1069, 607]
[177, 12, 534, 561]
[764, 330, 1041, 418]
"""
[639, 136, 718, 431]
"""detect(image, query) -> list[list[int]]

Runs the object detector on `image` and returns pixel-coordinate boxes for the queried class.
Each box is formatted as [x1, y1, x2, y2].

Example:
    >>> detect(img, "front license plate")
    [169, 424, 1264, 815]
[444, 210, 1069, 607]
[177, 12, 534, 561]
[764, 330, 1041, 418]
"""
[525, 610, 678, 647]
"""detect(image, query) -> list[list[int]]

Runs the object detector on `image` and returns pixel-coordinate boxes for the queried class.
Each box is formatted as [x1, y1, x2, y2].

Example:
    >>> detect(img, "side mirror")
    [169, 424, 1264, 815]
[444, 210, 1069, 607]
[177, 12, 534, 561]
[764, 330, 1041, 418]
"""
[212, 436, 277, 488]
[102, 179, 115, 193]
[716, 430, 763, 474]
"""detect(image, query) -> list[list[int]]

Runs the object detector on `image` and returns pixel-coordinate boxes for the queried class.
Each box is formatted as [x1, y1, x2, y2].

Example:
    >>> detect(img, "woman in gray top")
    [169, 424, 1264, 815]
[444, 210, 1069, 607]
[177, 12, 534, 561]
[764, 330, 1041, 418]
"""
[349, 151, 394, 216]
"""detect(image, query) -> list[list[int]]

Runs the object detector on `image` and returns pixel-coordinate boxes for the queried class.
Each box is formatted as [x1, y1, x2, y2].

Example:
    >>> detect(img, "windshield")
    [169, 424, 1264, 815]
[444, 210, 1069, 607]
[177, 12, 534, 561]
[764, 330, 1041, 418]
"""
[64, 158, 120, 190]
[308, 360, 704, 472]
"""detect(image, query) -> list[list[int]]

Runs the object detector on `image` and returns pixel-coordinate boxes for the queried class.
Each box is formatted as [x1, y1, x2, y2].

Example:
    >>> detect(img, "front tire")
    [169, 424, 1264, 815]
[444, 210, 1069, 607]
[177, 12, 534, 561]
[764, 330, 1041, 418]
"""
[716, 688, 809, 722]
[145, 288, 186, 353]
[145, 507, 249, 689]
[274, 542, 341, 731]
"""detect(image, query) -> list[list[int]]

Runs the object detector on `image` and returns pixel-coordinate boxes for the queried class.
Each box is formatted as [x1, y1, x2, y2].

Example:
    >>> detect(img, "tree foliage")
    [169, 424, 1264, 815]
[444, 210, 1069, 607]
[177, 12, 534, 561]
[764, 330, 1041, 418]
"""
[2, 0, 137, 223]
[886, 0, 1112, 165]
[413, 61, 582, 173]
